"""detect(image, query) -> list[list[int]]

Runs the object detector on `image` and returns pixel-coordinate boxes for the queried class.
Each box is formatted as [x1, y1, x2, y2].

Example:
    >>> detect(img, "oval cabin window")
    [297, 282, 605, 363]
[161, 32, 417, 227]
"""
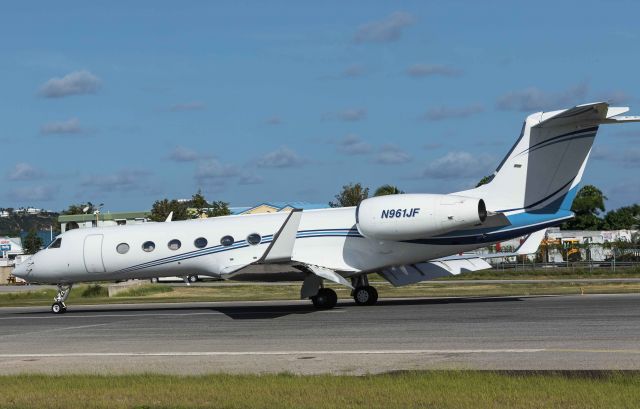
[142, 241, 155, 252]
[247, 233, 261, 245]
[194, 237, 208, 249]
[116, 243, 130, 254]
[220, 235, 234, 247]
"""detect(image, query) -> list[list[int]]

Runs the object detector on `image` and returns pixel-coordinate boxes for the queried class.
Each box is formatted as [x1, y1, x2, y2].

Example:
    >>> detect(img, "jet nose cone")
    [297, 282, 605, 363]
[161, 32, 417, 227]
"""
[12, 257, 33, 279]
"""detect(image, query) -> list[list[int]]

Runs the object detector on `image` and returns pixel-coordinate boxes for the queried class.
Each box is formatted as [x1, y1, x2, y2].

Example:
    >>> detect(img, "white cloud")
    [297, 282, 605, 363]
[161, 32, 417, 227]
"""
[337, 134, 372, 155]
[238, 174, 265, 185]
[343, 64, 366, 78]
[256, 147, 306, 168]
[169, 101, 206, 112]
[496, 82, 589, 112]
[40, 118, 84, 135]
[374, 144, 411, 165]
[7, 163, 45, 181]
[39, 70, 101, 98]
[406, 64, 461, 78]
[168, 146, 200, 162]
[423, 104, 484, 121]
[596, 90, 633, 105]
[7, 185, 58, 202]
[81, 169, 151, 192]
[592, 146, 640, 167]
[323, 108, 367, 122]
[422, 151, 496, 180]
[195, 159, 240, 181]
[265, 116, 283, 125]
[353, 11, 415, 43]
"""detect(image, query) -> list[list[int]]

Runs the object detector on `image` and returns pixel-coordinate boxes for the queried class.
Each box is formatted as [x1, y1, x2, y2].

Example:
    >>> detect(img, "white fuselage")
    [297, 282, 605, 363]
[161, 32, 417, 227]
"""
[16, 207, 486, 284]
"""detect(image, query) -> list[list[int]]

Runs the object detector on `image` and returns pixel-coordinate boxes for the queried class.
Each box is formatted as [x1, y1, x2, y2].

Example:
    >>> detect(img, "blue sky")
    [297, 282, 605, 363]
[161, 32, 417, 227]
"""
[1, 1, 639, 212]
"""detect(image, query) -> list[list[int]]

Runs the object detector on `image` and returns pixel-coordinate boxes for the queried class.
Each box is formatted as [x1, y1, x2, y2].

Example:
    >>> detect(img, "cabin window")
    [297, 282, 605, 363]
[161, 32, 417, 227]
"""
[247, 233, 261, 245]
[116, 243, 130, 254]
[194, 237, 208, 248]
[220, 235, 234, 247]
[48, 238, 62, 249]
[168, 239, 181, 251]
[142, 241, 156, 252]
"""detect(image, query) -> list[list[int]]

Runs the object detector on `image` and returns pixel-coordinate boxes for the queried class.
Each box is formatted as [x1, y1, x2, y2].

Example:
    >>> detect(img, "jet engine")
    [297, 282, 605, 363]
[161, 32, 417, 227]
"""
[356, 193, 487, 241]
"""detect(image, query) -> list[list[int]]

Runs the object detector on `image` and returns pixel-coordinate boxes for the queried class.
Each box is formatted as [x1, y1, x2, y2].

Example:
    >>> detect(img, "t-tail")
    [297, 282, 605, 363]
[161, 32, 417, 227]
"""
[457, 102, 640, 234]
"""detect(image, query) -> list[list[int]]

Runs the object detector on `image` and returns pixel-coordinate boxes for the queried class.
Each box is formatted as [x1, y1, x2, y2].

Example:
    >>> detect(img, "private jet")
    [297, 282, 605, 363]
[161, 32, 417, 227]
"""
[13, 102, 640, 313]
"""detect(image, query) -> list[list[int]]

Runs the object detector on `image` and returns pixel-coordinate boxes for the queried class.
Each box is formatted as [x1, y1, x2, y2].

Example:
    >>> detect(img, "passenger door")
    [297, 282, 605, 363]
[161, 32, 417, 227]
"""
[83, 234, 106, 273]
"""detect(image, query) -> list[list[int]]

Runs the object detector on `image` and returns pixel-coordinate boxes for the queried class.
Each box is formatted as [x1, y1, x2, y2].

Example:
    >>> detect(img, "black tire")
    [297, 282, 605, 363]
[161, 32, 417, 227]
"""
[150, 278, 159, 283]
[188, 275, 198, 283]
[311, 288, 338, 309]
[353, 286, 378, 306]
[51, 302, 66, 314]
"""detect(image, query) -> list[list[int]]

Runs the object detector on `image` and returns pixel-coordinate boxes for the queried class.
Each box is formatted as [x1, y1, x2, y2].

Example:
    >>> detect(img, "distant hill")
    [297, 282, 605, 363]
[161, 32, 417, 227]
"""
[0, 213, 59, 236]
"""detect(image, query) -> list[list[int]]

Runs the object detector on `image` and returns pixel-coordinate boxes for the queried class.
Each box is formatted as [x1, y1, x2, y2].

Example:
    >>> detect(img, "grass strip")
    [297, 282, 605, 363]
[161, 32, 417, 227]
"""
[112, 284, 173, 298]
[0, 371, 638, 409]
[1, 281, 640, 308]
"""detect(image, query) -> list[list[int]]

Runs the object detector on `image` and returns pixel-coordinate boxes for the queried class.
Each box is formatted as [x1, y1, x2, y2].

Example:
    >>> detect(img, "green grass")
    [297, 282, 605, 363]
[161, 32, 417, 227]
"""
[1, 280, 640, 308]
[113, 284, 173, 297]
[0, 371, 638, 408]
[80, 284, 108, 298]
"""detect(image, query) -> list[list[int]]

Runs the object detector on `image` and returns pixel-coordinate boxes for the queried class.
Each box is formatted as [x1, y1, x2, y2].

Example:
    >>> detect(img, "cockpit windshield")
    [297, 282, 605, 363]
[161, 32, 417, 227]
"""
[48, 238, 62, 249]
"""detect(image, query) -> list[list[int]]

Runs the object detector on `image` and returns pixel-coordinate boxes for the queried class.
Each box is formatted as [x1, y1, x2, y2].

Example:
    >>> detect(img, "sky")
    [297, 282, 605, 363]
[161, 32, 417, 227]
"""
[1, 1, 639, 213]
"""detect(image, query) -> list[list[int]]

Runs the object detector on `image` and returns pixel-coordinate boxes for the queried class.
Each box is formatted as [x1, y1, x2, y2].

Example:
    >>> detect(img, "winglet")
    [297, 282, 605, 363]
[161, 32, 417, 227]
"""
[165, 211, 173, 223]
[259, 209, 303, 263]
[515, 228, 547, 255]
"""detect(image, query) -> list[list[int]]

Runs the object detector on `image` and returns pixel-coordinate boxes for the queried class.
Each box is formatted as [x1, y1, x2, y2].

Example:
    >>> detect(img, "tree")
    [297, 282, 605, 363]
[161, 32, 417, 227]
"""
[190, 189, 209, 211]
[62, 202, 96, 215]
[563, 185, 607, 230]
[476, 175, 493, 187]
[23, 228, 43, 254]
[149, 199, 189, 222]
[603, 205, 640, 230]
[206, 201, 232, 217]
[374, 184, 404, 196]
[329, 183, 369, 207]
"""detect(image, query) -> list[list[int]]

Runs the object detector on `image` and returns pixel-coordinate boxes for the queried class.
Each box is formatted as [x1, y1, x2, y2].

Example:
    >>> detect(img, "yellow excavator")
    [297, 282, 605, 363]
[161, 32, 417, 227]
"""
[540, 237, 581, 262]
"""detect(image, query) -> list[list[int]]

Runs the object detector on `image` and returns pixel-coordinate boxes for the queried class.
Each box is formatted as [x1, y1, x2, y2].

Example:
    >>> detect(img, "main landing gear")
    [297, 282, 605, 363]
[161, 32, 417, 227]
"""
[308, 275, 380, 310]
[351, 275, 378, 306]
[51, 284, 73, 314]
[311, 288, 338, 309]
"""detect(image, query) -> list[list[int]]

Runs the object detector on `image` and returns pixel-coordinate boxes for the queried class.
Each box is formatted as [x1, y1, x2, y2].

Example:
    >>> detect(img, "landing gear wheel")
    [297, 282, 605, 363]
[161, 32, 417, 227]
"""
[187, 275, 198, 283]
[51, 302, 67, 314]
[353, 286, 378, 306]
[311, 288, 338, 309]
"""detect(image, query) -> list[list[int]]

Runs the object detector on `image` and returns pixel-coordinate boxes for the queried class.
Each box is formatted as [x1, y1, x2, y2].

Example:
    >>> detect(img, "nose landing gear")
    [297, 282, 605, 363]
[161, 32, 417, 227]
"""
[51, 284, 73, 314]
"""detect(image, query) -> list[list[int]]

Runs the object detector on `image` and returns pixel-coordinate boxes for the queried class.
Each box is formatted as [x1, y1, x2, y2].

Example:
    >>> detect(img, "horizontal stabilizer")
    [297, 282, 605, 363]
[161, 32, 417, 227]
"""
[534, 102, 640, 128]
[380, 258, 491, 287]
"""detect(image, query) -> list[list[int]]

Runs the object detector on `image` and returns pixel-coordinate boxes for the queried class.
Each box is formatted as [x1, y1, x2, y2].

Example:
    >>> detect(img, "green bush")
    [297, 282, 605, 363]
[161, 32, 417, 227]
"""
[81, 284, 108, 298]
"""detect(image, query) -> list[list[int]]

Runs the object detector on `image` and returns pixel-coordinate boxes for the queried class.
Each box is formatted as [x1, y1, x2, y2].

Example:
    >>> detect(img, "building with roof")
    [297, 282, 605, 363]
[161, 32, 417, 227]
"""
[58, 211, 150, 232]
[229, 202, 328, 215]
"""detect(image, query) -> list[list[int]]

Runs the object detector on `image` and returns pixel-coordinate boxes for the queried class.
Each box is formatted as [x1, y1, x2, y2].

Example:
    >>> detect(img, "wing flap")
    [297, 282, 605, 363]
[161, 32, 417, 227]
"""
[380, 258, 491, 287]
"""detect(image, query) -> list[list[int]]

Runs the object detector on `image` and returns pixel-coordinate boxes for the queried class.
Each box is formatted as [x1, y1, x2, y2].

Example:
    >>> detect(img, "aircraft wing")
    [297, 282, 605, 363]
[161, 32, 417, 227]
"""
[380, 229, 547, 287]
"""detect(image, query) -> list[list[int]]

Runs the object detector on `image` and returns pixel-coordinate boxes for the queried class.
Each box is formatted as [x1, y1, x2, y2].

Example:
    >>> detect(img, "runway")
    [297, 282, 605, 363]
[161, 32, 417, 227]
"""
[0, 293, 639, 374]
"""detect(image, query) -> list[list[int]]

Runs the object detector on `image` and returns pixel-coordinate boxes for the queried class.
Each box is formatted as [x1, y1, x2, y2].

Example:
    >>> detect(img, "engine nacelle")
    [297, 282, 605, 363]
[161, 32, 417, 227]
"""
[356, 194, 487, 241]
